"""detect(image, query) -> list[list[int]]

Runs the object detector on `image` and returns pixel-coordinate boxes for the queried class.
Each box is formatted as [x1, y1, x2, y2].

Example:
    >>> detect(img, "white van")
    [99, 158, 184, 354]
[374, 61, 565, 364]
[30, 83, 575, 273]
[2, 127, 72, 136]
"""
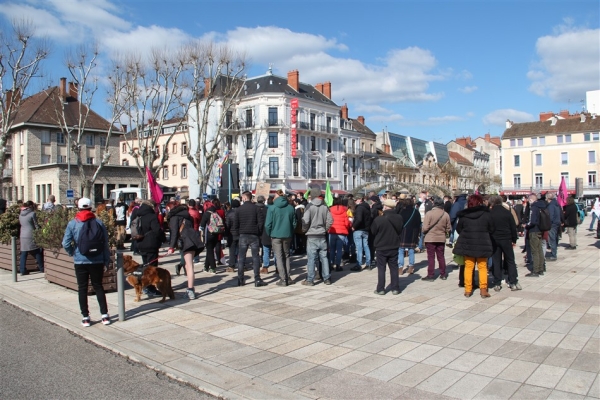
[109, 188, 147, 206]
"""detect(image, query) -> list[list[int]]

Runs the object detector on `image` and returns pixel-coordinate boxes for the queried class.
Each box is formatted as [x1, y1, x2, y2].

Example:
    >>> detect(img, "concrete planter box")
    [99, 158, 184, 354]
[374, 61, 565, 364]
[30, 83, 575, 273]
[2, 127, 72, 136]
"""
[44, 249, 117, 294]
[0, 241, 39, 272]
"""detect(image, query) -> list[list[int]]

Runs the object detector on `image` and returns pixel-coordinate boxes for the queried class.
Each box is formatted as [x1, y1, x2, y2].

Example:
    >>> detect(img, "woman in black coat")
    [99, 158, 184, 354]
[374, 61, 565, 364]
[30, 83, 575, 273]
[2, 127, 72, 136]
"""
[453, 194, 495, 298]
[563, 197, 578, 249]
[167, 203, 201, 300]
[136, 200, 163, 267]
[200, 201, 220, 274]
[397, 198, 421, 275]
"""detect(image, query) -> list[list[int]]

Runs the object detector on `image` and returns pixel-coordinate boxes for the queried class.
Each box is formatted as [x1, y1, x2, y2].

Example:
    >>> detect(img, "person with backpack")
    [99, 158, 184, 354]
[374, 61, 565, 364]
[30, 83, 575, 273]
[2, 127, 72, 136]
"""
[371, 199, 403, 295]
[62, 197, 111, 327]
[525, 192, 549, 277]
[265, 190, 296, 286]
[19, 200, 44, 275]
[351, 196, 373, 272]
[563, 197, 578, 250]
[168, 202, 203, 299]
[234, 192, 266, 287]
[114, 197, 128, 249]
[200, 200, 222, 274]
[302, 187, 334, 286]
[398, 197, 421, 275]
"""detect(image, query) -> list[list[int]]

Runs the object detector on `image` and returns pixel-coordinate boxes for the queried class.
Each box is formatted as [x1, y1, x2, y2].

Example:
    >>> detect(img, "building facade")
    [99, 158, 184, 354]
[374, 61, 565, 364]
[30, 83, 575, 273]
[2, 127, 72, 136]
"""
[501, 114, 600, 197]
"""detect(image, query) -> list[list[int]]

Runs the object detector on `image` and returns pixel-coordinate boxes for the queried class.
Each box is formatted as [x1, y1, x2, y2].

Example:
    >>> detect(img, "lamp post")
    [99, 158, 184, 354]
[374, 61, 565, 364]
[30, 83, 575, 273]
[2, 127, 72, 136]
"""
[362, 156, 377, 196]
[530, 149, 537, 192]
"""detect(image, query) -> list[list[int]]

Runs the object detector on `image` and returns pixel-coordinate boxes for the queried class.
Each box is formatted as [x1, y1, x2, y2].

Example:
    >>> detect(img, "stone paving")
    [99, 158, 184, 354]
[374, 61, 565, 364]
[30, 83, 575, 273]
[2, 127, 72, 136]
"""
[1, 228, 599, 399]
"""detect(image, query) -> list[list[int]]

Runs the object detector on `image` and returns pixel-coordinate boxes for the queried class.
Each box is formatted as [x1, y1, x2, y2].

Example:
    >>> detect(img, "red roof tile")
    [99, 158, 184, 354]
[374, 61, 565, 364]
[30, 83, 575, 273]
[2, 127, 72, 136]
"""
[449, 151, 473, 166]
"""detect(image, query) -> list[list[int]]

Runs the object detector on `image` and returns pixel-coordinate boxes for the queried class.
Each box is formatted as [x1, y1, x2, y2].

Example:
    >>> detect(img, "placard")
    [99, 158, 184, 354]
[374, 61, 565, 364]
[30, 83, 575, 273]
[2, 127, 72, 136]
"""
[255, 181, 271, 199]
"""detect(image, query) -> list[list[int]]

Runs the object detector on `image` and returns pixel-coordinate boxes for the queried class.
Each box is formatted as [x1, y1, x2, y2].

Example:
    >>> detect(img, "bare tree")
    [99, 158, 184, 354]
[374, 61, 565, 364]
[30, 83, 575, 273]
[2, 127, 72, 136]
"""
[184, 41, 247, 194]
[0, 19, 50, 192]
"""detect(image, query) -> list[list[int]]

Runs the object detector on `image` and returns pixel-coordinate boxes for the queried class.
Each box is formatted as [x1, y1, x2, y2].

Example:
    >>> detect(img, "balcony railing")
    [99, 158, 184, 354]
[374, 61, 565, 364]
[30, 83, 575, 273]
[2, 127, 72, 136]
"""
[227, 120, 254, 130]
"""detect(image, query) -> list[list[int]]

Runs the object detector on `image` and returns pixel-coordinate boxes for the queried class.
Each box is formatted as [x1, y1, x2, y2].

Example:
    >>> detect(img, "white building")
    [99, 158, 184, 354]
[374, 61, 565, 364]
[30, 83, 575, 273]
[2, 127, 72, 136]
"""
[587, 90, 600, 115]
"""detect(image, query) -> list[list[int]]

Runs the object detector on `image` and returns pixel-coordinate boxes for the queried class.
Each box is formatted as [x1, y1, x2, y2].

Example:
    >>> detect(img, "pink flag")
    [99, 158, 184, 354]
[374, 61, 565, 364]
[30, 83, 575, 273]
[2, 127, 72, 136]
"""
[146, 167, 163, 203]
[557, 176, 568, 207]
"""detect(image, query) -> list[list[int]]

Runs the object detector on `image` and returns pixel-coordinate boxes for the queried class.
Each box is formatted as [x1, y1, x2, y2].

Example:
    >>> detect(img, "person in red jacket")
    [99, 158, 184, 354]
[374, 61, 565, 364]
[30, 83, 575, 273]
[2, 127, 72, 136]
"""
[328, 197, 352, 272]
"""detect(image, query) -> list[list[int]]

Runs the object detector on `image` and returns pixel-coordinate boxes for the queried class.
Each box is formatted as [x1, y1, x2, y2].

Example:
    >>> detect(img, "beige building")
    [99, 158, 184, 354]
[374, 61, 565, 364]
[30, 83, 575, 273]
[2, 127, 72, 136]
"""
[3, 79, 141, 205]
[501, 114, 600, 197]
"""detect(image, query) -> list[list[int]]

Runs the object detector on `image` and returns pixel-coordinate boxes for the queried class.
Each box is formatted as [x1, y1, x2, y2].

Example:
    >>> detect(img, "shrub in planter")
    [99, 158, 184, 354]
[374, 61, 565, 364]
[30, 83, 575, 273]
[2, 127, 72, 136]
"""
[0, 204, 23, 245]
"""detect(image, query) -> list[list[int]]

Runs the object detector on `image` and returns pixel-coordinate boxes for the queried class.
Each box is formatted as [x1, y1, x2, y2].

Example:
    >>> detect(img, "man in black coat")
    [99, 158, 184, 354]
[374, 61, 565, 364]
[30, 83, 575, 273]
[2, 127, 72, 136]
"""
[489, 196, 520, 291]
[233, 192, 266, 287]
[371, 199, 403, 295]
[526, 193, 547, 277]
[351, 196, 373, 271]
[368, 195, 382, 267]
[226, 199, 240, 271]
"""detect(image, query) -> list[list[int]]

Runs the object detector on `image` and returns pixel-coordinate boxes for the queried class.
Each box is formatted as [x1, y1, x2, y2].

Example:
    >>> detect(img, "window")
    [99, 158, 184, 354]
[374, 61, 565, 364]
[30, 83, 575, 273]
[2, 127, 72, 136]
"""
[268, 132, 278, 148]
[352, 157, 356, 173]
[589, 171, 597, 187]
[41, 155, 50, 164]
[225, 111, 233, 128]
[557, 135, 563, 144]
[181, 142, 187, 154]
[352, 175, 356, 188]
[532, 137, 537, 146]
[19, 131, 24, 145]
[343, 175, 348, 190]
[351, 139, 356, 153]
[86, 157, 95, 165]
[310, 159, 317, 179]
[513, 174, 521, 188]
[181, 164, 187, 178]
[342, 138, 347, 152]
[589, 150, 596, 163]
[539, 136, 545, 145]
[561, 172, 569, 186]
[246, 133, 253, 150]
[565, 134, 571, 143]
[517, 138, 523, 146]
[246, 158, 253, 177]
[584, 133, 590, 141]
[86, 134, 94, 147]
[535, 153, 542, 166]
[310, 113, 315, 131]
[327, 161, 332, 178]
[226, 135, 233, 150]
[58, 155, 66, 163]
[122, 143, 127, 153]
[514, 155, 520, 167]
[122, 159, 129, 166]
[561, 152, 568, 165]
[269, 157, 279, 178]
[155, 146, 160, 156]
[327, 139, 332, 153]
[326, 117, 332, 133]
[163, 166, 169, 179]
[245, 109, 253, 127]
[100, 136, 107, 147]
[172, 143, 177, 154]
[535, 173, 543, 188]
[343, 159, 348, 173]
[172, 165, 177, 176]
[57, 132, 66, 145]
[310, 136, 316, 151]
[510, 139, 516, 147]
[594, 133, 600, 141]
[370, 144, 374, 153]
[19, 155, 23, 168]
[41, 131, 50, 144]
[293, 158, 299, 177]
[268, 107, 278, 126]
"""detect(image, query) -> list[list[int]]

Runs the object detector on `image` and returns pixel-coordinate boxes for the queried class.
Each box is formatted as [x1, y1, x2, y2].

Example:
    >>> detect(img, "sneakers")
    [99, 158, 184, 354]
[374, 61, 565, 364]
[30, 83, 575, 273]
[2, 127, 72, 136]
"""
[82, 316, 91, 327]
[101, 314, 111, 325]
[440, 274, 448, 281]
[374, 290, 385, 295]
[302, 280, 314, 286]
[350, 265, 362, 272]
[323, 279, 332, 285]
[525, 272, 539, 277]
[494, 285, 502, 292]
[509, 283, 522, 291]
[186, 289, 196, 300]
[407, 266, 415, 275]
[421, 276, 435, 282]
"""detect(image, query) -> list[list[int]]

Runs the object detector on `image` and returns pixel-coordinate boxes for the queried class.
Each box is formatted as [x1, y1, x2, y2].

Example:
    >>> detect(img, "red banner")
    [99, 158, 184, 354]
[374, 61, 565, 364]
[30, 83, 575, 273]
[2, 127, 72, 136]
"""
[290, 99, 298, 157]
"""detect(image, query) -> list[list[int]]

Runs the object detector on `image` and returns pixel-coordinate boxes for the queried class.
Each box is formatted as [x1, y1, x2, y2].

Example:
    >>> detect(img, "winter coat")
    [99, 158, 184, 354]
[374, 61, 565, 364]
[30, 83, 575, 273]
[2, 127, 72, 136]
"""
[199, 205, 220, 240]
[398, 206, 421, 248]
[563, 203, 578, 228]
[490, 205, 518, 243]
[302, 198, 333, 236]
[547, 199, 562, 228]
[62, 210, 110, 265]
[136, 203, 163, 253]
[527, 199, 547, 233]
[449, 195, 467, 225]
[453, 205, 495, 258]
[370, 209, 403, 251]
[265, 196, 296, 239]
[226, 208, 239, 238]
[188, 207, 201, 230]
[234, 201, 264, 237]
[371, 202, 383, 221]
[257, 203, 271, 246]
[328, 205, 351, 235]
[169, 205, 201, 253]
[294, 205, 305, 234]
[423, 207, 451, 243]
[444, 200, 452, 214]
[19, 208, 40, 251]
[513, 204, 524, 224]
[352, 201, 372, 231]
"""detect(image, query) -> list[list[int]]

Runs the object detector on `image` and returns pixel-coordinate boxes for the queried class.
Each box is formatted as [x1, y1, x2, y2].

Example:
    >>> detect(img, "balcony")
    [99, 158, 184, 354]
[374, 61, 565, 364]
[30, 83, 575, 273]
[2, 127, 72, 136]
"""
[2, 168, 12, 180]
[227, 120, 254, 130]
[297, 122, 338, 134]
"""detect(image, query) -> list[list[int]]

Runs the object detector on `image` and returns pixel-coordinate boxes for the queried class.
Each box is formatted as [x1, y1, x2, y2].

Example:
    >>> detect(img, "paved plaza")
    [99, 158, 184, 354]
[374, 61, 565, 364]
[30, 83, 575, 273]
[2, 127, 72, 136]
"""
[1, 228, 599, 400]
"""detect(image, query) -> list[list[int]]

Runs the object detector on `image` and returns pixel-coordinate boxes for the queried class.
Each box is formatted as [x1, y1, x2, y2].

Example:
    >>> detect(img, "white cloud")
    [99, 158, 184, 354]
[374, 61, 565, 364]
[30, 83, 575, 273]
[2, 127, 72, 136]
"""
[353, 104, 393, 114]
[0, 3, 70, 40]
[46, 0, 130, 33]
[459, 86, 478, 94]
[428, 115, 463, 122]
[101, 25, 190, 58]
[483, 109, 534, 126]
[369, 114, 404, 122]
[528, 26, 600, 102]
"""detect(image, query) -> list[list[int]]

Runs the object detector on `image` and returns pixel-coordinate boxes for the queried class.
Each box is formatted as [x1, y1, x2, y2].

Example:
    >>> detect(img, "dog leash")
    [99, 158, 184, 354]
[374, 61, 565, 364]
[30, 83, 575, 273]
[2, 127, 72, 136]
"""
[140, 252, 170, 268]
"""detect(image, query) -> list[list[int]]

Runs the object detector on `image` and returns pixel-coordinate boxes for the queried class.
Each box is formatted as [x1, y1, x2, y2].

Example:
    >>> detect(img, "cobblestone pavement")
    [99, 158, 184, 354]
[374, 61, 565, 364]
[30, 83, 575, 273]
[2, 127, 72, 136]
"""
[1, 228, 598, 399]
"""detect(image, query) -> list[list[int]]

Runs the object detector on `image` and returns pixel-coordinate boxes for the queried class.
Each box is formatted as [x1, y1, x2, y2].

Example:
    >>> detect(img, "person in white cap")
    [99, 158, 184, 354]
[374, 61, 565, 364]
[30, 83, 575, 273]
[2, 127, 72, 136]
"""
[62, 197, 111, 327]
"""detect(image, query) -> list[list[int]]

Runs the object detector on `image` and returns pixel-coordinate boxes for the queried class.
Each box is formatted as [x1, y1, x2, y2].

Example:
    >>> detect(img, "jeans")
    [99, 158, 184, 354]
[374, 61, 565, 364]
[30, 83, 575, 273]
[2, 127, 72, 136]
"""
[376, 248, 399, 292]
[306, 236, 330, 282]
[565, 227, 577, 247]
[262, 244, 272, 268]
[20, 249, 44, 274]
[492, 240, 518, 285]
[418, 223, 425, 250]
[272, 238, 292, 281]
[353, 230, 370, 266]
[398, 247, 415, 268]
[590, 213, 598, 230]
[75, 263, 108, 317]
[328, 234, 347, 267]
[238, 234, 261, 280]
[228, 237, 239, 267]
[464, 256, 488, 293]
[529, 231, 544, 273]
[548, 227, 559, 258]
[425, 242, 446, 277]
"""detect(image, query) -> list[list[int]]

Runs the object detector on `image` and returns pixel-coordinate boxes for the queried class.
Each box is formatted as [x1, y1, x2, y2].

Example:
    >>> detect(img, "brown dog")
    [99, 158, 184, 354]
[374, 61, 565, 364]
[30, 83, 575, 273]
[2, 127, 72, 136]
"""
[123, 255, 175, 303]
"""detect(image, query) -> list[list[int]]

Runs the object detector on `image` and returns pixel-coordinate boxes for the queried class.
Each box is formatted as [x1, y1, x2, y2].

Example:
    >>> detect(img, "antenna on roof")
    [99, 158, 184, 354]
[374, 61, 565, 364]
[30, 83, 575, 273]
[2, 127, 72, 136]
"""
[267, 63, 273, 75]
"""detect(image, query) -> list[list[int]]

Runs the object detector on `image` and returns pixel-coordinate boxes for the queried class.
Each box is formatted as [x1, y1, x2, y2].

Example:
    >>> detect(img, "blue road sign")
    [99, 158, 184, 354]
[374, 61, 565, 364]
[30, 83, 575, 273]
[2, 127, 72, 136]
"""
[66, 189, 74, 199]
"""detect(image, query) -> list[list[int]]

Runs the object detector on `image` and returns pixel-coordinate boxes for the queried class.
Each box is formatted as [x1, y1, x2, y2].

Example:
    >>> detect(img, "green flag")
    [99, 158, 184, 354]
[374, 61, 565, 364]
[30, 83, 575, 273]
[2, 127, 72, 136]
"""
[304, 188, 310, 200]
[325, 181, 333, 207]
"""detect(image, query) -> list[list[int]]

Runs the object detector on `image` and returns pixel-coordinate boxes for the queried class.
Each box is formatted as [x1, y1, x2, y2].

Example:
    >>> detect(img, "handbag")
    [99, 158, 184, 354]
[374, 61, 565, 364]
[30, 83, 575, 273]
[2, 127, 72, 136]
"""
[423, 211, 445, 235]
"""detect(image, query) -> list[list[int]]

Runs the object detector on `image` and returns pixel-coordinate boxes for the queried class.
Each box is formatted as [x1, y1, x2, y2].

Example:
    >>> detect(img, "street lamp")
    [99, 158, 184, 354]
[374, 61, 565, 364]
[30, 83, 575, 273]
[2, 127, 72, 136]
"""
[362, 156, 377, 196]
[530, 149, 537, 192]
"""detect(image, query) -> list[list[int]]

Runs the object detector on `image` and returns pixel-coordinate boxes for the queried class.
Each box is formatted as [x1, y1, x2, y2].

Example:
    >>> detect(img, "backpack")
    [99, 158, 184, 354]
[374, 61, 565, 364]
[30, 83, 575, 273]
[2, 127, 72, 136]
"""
[77, 218, 105, 256]
[130, 215, 143, 239]
[538, 208, 551, 232]
[207, 211, 225, 234]
[295, 207, 305, 234]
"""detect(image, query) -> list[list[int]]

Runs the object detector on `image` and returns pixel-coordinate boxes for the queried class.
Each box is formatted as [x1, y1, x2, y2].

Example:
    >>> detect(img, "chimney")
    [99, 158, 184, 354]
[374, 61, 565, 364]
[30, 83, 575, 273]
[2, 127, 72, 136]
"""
[287, 70, 299, 92]
[323, 81, 331, 99]
[539, 111, 553, 121]
[204, 78, 211, 98]
[559, 109, 570, 119]
[485, 133, 491, 142]
[505, 119, 513, 129]
[384, 144, 391, 153]
[357, 116, 365, 125]
[59, 77, 67, 100]
[68, 82, 79, 100]
[340, 103, 349, 120]
[315, 83, 324, 94]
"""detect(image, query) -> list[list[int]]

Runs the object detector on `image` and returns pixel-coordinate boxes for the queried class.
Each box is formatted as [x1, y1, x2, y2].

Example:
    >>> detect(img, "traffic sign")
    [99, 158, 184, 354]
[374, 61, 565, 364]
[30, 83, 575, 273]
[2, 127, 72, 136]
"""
[66, 189, 74, 199]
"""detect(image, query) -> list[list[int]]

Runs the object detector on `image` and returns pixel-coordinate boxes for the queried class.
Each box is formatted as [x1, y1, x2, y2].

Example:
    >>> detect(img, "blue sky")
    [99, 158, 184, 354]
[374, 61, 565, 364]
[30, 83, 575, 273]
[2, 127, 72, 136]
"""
[1, 0, 599, 143]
